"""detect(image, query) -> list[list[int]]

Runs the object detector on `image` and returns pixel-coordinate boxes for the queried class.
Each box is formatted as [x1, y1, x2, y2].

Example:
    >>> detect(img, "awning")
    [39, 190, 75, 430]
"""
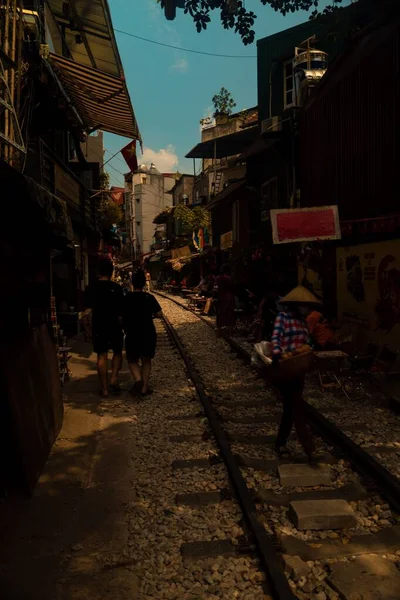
[208, 180, 247, 211]
[153, 206, 175, 225]
[167, 253, 200, 271]
[239, 137, 280, 160]
[186, 127, 258, 159]
[49, 53, 140, 139]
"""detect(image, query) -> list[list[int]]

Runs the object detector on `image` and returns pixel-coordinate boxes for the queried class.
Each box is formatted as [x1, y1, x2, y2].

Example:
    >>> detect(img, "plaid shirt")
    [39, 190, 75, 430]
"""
[271, 311, 311, 357]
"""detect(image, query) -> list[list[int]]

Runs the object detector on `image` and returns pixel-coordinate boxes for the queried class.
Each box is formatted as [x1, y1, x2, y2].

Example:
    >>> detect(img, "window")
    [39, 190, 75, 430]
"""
[260, 177, 278, 221]
[142, 176, 147, 185]
[136, 221, 141, 227]
[136, 197, 140, 203]
[283, 60, 294, 109]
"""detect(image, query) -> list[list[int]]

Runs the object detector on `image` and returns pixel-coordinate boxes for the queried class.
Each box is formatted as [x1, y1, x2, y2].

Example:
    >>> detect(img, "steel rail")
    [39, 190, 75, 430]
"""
[156, 291, 400, 514]
[161, 312, 296, 600]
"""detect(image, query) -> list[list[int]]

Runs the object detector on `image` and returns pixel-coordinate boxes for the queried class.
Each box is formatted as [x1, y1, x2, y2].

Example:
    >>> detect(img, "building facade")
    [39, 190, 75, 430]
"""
[0, 0, 140, 494]
[129, 165, 177, 258]
[299, 15, 400, 350]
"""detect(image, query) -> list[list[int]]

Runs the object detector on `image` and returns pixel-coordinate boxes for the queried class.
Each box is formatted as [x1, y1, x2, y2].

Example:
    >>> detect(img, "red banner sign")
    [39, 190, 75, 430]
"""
[271, 206, 341, 244]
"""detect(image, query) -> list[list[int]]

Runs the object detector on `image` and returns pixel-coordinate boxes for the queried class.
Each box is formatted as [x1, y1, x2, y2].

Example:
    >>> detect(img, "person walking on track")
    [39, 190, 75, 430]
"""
[271, 285, 321, 462]
[214, 264, 235, 334]
[85, 259, 124, 398]
[145, 270, 151, 293]
[123, 269, 162, 398]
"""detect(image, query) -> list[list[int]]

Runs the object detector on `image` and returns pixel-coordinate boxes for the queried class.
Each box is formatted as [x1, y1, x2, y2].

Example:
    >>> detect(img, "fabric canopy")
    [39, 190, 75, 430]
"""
[49, 53, 141, 140]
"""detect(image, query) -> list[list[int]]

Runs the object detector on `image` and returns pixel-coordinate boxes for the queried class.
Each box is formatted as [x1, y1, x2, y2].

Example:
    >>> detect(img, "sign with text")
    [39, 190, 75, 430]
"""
[271, 206, 340, 244]
[55, 164, 80, 207]
[220, 231, 233, 250]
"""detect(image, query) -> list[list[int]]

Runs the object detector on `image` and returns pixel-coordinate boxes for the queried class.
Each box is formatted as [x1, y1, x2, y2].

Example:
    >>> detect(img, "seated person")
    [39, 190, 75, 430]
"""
[307, 310, 336, 350]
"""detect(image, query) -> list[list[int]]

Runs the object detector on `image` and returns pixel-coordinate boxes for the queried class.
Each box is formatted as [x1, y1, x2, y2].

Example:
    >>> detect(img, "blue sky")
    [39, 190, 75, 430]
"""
[104, 0, 335, 187]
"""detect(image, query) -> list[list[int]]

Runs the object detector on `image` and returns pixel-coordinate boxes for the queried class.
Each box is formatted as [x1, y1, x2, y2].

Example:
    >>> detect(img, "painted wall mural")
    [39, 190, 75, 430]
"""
[337, 241, 400, 350]
[376, 255, 400, 333]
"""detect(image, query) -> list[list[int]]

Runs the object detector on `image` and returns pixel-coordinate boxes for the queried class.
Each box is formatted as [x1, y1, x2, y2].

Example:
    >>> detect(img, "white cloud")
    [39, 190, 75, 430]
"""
[146, 0, 189, 72]
[170, 57, 188, 73]
[140, 145, 179, 172]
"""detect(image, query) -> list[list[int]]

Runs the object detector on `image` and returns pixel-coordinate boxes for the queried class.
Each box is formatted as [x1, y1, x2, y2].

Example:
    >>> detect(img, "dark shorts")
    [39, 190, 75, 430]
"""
[125, 333, 156, 362]
[93, 327, 124, 355]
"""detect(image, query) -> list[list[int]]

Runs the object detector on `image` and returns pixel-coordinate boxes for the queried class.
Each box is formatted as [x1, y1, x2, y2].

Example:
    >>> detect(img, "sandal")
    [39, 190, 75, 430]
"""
[100, 390, 109, 399]
[141, 388, 154, 398]
[129, 380, 144, 397]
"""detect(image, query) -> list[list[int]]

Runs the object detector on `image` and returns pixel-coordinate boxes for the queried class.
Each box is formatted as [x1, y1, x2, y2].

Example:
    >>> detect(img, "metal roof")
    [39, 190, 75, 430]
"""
[207, 180, 247, 211]
[46, 0, 123, 75]
[46, 0, 141, 141]
[49, 53, 141, 139]
[186, 127, 258, 159]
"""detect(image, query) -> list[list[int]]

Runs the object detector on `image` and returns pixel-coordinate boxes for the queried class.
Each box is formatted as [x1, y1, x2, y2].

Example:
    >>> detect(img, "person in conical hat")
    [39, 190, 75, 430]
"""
[271, 285, 320, 462]
[280, 285, 321, 306]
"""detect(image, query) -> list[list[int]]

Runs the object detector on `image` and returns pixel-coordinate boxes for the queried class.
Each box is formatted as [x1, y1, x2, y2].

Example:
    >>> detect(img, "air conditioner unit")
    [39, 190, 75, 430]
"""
[23, 12, 40, 42]
[261, 116, 281, 135]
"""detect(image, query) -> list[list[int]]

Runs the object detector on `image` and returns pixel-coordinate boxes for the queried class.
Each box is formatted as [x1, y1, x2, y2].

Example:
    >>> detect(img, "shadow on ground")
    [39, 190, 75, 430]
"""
[0, 341, 140, 600]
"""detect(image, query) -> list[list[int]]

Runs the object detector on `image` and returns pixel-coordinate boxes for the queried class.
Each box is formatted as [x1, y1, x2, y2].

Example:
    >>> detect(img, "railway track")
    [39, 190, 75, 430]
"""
[155, 292, 400, 600]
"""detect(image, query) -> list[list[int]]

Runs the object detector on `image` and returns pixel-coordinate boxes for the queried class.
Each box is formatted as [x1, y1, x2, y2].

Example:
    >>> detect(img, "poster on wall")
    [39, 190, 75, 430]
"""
[298, 246, 323, 299]
[271, 206, 341, 244]
[337, 240, 400, 349]
[220, 231, 233, 250]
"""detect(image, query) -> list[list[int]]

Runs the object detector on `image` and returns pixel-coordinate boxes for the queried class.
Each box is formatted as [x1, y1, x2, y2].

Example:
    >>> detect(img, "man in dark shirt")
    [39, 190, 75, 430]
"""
[123, 269, 162, 397]
[85, 260, 124, 397]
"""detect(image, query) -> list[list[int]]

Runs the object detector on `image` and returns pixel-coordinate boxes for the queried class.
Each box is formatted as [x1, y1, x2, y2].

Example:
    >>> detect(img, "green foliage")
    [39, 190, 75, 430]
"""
[160, 0, 343, 45]
[98, 198, 123, 229]
[99, 171, 110, 190]
[174, 204, 211, 236]
[212, 87, 236, 117]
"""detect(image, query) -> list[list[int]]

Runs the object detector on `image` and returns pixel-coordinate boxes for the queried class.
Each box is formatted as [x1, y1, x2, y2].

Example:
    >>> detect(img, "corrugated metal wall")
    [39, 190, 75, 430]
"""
[300, 22, 399, 220]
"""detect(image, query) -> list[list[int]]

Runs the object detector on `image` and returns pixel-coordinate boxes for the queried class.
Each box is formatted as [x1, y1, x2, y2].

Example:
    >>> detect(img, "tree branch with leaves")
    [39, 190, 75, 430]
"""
[174, 204, 211, 237]
[98, 197, 124, 230]
[160, 0, 344, 45]
[212, 87, 236, 117]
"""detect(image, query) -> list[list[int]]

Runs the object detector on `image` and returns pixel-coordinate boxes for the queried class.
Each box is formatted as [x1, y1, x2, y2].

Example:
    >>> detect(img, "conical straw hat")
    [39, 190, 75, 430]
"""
[281, 286, 321, 305]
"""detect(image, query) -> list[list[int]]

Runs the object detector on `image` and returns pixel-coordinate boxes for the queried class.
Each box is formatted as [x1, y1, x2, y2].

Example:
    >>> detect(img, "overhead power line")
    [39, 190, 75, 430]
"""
[114, 29, 257, 59]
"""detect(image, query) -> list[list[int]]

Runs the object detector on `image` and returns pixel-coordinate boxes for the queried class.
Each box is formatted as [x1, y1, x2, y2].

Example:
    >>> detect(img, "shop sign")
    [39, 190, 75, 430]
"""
[271, 206, 340, 244]
[220, 231, 233, 250]
[172, 245, 191, 259]
[55, 164, 80, 207]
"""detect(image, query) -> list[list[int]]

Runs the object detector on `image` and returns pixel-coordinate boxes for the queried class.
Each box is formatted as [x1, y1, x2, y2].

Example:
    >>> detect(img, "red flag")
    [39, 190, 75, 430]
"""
[121, 140, 138, 173]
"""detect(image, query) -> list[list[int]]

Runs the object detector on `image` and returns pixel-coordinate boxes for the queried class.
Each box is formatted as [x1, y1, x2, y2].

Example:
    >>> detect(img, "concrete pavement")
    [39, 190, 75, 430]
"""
[0, 340, 141, 600]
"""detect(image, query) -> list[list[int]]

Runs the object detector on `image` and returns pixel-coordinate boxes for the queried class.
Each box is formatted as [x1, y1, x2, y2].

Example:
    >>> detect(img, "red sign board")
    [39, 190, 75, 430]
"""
[270, 206, 341, 244]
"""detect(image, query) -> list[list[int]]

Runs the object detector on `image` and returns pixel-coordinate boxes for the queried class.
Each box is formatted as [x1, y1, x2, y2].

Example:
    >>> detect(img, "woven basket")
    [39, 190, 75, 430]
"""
[278, 351, 316, 379]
